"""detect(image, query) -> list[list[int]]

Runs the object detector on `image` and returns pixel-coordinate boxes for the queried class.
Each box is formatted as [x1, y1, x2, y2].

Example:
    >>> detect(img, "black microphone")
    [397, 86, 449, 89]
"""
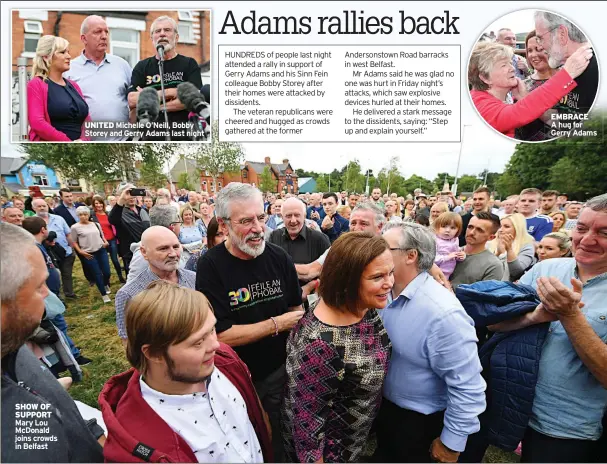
[177, 82, 210, 118]
[136, 87, 160, 125]
[156, 43, 165, 61]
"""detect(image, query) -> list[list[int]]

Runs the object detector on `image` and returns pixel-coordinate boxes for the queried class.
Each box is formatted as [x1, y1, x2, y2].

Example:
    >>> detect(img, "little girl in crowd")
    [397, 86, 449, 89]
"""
[432, 212, 466, 280]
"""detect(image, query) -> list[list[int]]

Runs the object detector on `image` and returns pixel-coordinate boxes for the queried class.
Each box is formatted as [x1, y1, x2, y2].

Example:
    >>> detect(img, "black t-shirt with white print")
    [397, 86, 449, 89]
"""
[196, 242, 302, 382]
[129, 54, 202, 140]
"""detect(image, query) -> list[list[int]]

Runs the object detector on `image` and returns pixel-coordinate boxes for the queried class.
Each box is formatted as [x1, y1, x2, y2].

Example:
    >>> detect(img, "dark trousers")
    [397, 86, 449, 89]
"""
[253, 364, 287, 463]
[107, 239, 125, 281]
[122, 250, 133, 276]
[59, 253, 76, 297]
[521, 427, 597, 463]
[81, 249, 111, 296]
[374, 398, 445, 463]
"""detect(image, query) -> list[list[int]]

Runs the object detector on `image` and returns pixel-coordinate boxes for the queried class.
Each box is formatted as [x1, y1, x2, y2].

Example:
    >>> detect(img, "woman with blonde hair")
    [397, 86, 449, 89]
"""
[548, 210, 568, 234]
[537, 232, 572, 261]
[468, 41, 592, 138]
[178, 204, 206, 261]
[488, 213, 536, 281]
[27, 35, 90, 141]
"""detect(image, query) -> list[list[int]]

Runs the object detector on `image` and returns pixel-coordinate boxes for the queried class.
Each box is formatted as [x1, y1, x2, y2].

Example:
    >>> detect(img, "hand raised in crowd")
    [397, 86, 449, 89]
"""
[117, 186, 132, 207]
[537, 277, 584, 319]
[563, 43, 593, 79]
[511, 77, 528, 101]
[516, 57, 529, 71]
[321, 215, 334, 230]
[430, 437, 459, 463]
[501, 232, 514, 251]
[275, 310, 305, 332]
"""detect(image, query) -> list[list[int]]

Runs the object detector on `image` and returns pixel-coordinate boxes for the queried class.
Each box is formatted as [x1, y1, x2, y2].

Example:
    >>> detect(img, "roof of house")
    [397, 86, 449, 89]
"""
[170, 158, 198, 178]
[298, 177, 316, 193]
[1, 157, 26, 176]
[2, 181, 25, 192]
[247, 161, 297, 177]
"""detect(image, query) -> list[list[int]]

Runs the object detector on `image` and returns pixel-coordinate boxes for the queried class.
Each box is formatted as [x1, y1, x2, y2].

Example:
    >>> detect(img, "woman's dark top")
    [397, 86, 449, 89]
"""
[46, 79, 89, 141]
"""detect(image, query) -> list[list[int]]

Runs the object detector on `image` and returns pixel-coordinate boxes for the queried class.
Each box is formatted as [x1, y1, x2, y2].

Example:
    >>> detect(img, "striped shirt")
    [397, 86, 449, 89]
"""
[114, 267, 196, 339]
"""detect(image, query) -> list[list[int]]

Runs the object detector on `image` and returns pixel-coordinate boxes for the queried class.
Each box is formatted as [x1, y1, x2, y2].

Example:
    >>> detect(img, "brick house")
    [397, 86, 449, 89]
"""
[11, 9, 211, 140]
[170, 157, 298, 194]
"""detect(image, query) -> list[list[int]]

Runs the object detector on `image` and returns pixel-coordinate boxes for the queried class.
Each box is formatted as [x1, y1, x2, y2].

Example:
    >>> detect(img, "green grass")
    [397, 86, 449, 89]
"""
[63, 262, 518, 463]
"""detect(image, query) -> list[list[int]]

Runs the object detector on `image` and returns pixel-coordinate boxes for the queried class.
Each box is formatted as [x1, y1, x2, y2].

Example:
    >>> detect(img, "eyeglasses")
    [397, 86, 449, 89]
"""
[535, 26, 559, 45]
[226, 214, 267, 227]
[170, 220, 183, 227]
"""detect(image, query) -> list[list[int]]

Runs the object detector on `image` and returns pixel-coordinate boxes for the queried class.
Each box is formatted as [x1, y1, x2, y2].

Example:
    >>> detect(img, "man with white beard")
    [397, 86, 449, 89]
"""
[127, 15, 202, 140]
[196, 183, 303, 462]
[114, 226, 196, 346]
[534, 11, 598, 113]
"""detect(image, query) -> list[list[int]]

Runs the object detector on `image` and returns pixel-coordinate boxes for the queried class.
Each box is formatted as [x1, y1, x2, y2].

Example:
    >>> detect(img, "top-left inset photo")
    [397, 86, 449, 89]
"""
[11, 9, 211, 143]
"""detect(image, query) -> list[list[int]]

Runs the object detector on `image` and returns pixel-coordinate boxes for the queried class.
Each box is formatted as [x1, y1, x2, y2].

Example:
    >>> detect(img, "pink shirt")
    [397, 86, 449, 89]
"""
[471, 68, 576, 137]
[27, 76, 92, 141]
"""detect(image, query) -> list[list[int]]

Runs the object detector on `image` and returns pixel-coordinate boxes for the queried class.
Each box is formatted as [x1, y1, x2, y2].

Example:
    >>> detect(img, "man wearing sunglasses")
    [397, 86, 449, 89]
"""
[534, 11, 597, 114]
[196, 182, 303, 462]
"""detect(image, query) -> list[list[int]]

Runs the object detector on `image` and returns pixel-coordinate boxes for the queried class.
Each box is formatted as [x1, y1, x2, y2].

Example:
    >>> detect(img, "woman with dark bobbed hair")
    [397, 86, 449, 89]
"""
[282, 232, 394, 463]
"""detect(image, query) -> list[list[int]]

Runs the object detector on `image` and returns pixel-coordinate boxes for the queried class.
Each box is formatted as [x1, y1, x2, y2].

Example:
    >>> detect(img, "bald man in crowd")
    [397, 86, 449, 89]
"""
[114, 226, 196, 345]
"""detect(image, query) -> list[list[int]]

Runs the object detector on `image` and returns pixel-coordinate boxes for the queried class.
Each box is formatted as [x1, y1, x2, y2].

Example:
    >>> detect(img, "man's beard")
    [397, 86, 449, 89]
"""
[164, 352, 213, 384]
[228, 226, 265, 258]
[547, 36, 565, 69]
[149, 256, 180, 272]
[156, 38, 176, 53]
[36, 211, 49, 218]
[1, 304, 41, 358]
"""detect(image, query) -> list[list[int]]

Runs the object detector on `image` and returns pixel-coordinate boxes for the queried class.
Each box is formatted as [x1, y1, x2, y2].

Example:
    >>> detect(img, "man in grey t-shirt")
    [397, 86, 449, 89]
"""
[450, 212, 503, 287]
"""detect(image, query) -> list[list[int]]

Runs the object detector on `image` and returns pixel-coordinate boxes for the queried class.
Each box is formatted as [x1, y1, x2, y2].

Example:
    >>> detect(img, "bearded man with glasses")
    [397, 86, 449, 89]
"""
[196, 182, 304, 462]
[534, 11, 598, 114]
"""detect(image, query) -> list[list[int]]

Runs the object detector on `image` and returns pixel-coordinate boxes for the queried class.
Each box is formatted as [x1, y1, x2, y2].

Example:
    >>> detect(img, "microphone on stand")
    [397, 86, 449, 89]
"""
[156, 43, 165, 62]
[133, 87, 160, 141]
[177, 82, 211, 141]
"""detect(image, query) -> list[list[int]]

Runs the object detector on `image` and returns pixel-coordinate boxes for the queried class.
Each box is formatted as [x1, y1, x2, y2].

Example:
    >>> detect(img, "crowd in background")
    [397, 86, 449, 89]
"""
[1, 181, 606, 463]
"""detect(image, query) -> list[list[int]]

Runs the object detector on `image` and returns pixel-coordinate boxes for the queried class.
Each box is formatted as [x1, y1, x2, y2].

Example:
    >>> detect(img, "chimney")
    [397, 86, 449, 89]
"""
[264, 157, 271, 164]
[282, 159, 289, 165]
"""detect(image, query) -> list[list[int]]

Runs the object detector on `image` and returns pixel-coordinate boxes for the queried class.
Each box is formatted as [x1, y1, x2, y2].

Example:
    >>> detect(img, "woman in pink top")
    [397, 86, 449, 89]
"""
[27, 35, 91, 142]
[468, 41, 592, 138]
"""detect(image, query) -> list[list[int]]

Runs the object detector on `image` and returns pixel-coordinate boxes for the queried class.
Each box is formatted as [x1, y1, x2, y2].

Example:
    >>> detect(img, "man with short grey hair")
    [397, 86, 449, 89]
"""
[534, 11, 597, 113]
[374, 222, 486, 463]
[64, 15, 132, 141]
[496, 27, 530, 79]
[196, 182, 303, 461]
[127, 15, 202, 139]
[488, 193, 607, 462]
[1, 223, 105, 462]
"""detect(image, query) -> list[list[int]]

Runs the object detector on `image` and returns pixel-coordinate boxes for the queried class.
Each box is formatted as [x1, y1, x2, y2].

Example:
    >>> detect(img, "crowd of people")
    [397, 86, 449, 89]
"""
[26, 14, 205, 142]
[1, 181, 606, 463]
[469, 11, 598, 141]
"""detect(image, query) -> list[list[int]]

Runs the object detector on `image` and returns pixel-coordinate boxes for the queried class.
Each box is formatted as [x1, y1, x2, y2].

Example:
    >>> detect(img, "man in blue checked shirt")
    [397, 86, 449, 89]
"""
[374, 222, 486, 463]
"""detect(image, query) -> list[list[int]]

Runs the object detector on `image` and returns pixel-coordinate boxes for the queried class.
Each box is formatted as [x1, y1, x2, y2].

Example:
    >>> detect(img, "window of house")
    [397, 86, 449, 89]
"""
[177, 11, 195, 43]
[110, 28, 139, 68]
[22, 21, 43, 58]
[32, 175, 49, 186]
[242, 170, 248, 178]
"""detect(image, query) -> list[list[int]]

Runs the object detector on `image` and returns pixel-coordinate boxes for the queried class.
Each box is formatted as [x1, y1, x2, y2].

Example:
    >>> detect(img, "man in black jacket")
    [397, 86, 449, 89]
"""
[1, 223, 104, 462]
[109, 184, 150, 275]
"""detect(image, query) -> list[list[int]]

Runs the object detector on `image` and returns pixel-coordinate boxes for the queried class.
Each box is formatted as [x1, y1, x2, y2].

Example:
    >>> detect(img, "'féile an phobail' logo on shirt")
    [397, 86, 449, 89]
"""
[228, 280, 283, 310]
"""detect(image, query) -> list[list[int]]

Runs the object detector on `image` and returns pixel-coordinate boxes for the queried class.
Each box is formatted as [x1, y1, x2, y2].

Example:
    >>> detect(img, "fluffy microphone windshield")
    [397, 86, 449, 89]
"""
[136, 87, 160, 123]
[177, 82, 207, 114]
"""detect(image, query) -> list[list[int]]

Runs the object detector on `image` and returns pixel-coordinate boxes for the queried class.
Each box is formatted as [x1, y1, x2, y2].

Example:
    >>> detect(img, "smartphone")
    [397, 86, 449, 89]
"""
[130, 188, 146, 197]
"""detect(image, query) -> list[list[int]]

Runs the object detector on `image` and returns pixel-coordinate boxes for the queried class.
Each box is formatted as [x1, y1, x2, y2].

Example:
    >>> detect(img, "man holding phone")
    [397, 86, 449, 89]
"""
[320, 192, 350, 243]
[108, 184, 151, 275]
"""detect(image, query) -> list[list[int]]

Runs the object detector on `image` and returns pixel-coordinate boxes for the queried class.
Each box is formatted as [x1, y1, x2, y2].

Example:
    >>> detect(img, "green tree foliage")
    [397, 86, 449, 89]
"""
[315, 174, 329, 192]
[497, 113, 606, 199]
[259, 166, 277, 193]
[20, 143, 176, 191]
[342, 160, 366, 193]
[177, 172, 194, 191]
[401, 174, 436, 196]
[138, 158, 167, 189]
[193, 123, 245, 191]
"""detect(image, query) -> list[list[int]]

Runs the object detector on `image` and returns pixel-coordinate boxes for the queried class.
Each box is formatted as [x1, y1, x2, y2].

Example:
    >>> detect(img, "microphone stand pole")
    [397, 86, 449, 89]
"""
[158, 48, 171, 141]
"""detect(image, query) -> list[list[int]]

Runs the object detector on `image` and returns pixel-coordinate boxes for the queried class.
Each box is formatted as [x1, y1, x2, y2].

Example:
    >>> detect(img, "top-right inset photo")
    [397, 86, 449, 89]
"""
[467, 9, 598, 143]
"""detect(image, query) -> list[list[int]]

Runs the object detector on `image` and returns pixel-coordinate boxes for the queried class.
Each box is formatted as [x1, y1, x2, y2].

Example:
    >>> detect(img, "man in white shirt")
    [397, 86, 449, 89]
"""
[100, 281, 272, 463]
